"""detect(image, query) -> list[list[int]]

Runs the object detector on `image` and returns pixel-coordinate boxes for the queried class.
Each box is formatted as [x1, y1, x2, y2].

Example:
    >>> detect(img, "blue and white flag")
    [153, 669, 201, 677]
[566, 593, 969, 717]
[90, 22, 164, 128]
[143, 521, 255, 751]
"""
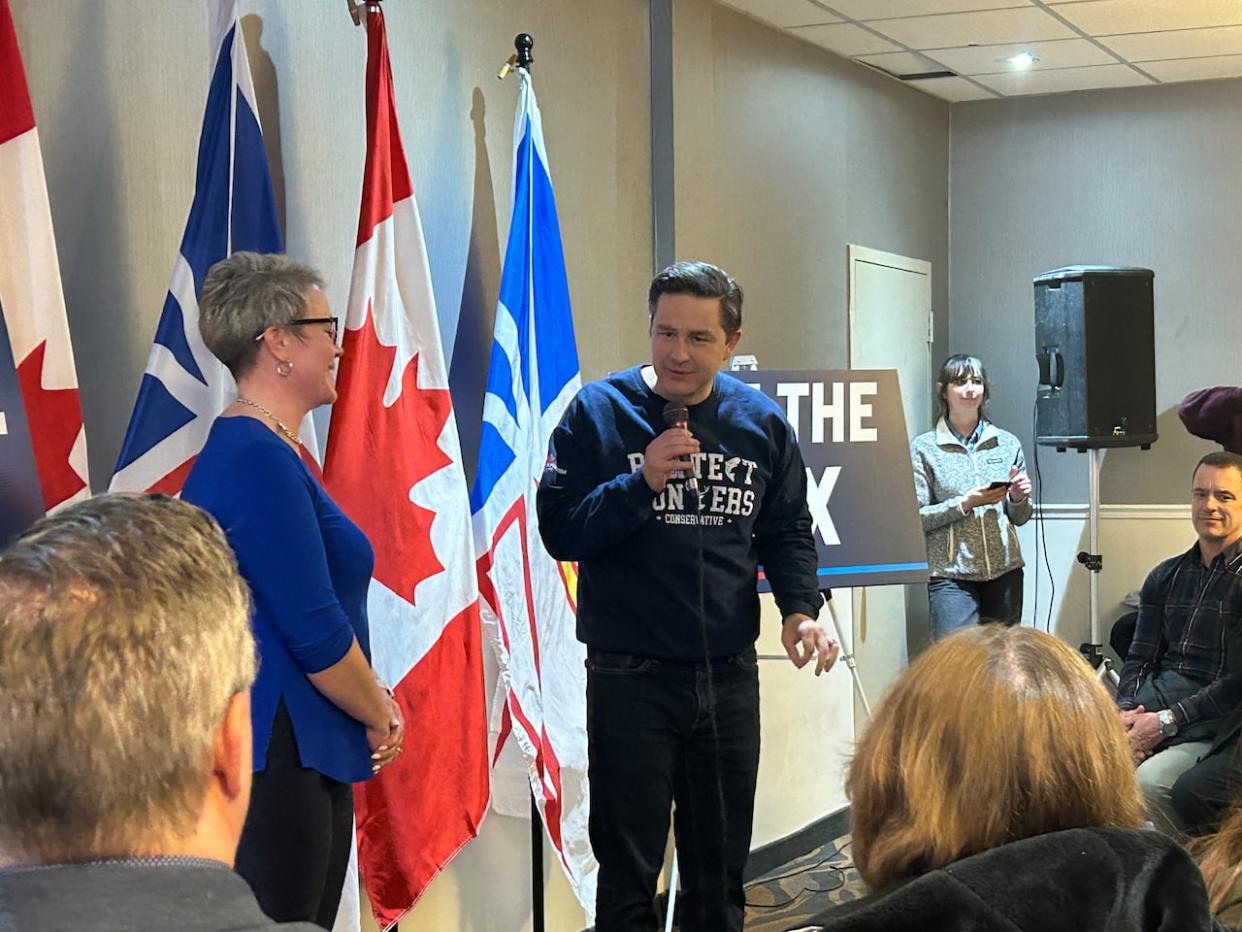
[110, 0, 316, 493]
[470, 67, 595, 913]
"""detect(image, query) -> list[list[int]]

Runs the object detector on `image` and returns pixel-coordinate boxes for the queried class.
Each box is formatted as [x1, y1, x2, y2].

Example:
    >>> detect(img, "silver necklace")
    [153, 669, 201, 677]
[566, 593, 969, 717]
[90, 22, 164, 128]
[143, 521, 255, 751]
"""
[235, 397, 303, 447]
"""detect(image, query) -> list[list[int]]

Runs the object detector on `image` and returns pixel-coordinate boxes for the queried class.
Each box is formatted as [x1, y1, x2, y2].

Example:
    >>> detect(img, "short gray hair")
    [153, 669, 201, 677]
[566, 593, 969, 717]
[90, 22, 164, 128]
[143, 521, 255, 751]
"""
[647, 260, 743, 336]
[199, 251, 325, 377]
[0, 494, 255, 863]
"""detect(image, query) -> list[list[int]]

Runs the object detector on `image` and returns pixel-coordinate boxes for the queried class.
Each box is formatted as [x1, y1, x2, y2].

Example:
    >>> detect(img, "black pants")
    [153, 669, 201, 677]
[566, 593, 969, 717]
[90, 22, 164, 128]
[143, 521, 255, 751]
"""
[586, 647, 761, 932]
[1171, 740, 1242, 836]
[235, 703, 354, 929]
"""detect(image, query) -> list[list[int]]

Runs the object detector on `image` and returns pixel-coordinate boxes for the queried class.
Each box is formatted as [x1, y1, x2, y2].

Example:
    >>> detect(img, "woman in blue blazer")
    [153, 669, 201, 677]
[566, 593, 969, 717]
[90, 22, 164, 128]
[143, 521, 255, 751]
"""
[184, 252, 403, 928]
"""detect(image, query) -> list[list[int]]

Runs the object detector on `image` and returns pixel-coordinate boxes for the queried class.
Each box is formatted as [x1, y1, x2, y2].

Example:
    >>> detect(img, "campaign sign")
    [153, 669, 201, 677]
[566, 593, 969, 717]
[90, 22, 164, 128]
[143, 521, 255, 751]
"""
[743, 369, 928, 589]
[0, 299, 46, 545]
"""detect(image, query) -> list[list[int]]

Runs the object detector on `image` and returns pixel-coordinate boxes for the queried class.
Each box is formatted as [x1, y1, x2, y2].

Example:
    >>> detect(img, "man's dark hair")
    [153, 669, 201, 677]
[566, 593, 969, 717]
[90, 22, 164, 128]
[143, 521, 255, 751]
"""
[647, 260, 743, 336]
[1194, 451, 1242, 480]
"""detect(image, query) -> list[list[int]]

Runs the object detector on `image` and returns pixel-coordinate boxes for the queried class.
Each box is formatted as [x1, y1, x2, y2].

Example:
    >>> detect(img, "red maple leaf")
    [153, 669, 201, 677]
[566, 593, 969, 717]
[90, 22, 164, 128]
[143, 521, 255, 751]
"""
[16, 340, 86, 510]
[324, 301, 453, 604]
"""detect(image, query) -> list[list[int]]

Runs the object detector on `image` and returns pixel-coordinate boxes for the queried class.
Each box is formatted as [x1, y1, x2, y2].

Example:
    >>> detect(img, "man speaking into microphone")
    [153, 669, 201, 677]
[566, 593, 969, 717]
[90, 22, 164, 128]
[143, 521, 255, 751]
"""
[537, 261, 838, 932]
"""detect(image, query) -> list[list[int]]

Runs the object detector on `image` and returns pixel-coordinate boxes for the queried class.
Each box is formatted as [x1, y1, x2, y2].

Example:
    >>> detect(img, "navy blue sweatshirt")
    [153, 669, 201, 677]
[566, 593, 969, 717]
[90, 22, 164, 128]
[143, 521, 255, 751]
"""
[536, 365, 822, 660]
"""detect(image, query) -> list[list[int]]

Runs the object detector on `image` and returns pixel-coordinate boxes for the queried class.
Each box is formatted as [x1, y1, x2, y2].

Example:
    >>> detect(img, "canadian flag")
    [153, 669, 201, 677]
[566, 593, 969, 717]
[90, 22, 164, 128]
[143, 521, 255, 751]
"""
[323, 7, 488, 929]
[0, 0, 88, 513]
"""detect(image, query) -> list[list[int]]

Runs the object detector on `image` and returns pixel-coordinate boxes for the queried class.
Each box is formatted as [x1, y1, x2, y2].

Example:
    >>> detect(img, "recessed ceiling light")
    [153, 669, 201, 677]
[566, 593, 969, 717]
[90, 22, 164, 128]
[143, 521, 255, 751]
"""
[1007, 51, 1037, 69]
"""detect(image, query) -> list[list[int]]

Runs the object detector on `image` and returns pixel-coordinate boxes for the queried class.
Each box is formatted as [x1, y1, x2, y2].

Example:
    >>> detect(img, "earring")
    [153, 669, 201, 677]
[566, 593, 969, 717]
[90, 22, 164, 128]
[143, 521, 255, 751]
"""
[276, 359, 294, 377]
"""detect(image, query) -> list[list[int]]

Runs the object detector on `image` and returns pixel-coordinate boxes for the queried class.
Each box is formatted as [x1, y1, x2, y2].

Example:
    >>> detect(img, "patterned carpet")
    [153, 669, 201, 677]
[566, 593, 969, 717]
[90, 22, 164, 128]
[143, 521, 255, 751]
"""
[742, 832, 867, 932]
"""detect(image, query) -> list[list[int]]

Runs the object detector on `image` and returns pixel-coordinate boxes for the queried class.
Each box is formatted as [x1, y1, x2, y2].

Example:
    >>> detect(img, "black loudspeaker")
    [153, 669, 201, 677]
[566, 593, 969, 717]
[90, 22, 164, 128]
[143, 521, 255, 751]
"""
[1034, 265, 1157, 450]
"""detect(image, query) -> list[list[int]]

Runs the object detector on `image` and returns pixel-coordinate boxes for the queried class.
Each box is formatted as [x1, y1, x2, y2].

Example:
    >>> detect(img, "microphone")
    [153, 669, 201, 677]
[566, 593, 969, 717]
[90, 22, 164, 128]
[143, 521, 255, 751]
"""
[662, 402, 700, 497]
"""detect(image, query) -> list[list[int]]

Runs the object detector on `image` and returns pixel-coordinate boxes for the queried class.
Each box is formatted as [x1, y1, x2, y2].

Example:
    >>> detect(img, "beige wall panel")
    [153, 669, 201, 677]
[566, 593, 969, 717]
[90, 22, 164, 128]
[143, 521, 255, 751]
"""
[13, 2, 646, 930]
[673, 0, 949, 375]
[12, 0, 651, 490]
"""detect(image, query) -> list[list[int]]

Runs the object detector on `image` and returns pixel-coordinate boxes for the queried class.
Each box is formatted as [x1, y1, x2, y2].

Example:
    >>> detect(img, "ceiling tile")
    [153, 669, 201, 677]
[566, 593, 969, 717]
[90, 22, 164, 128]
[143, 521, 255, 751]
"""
[828, 0, 1031, 18]
[929, 38, 1117, 74]
[1101, 26, 1242, 62]
[788, 22, 904, 56]
[716, 0, 841, 28]
[1143, 53, 1242, 82]
[1054, 0, 1242, 35]
[855, 50, 954, 76]
[866, 8, 1076, 50]
[977, 62, 1154, 95]
[907, 75, 1001, 101]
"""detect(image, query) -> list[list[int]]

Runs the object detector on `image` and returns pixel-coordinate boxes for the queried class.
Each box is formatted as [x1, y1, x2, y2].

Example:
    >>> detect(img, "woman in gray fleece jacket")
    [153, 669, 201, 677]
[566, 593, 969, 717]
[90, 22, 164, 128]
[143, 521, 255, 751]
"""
[910, 355, 1033, 639]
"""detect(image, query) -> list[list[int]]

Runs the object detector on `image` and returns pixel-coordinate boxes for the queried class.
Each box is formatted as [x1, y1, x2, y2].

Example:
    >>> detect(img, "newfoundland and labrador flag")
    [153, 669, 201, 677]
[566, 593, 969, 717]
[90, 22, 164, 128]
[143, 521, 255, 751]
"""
[0, 0, 89, 523]
[110, 0, 317, 494]
[323, 7, 488, 928]
[470, 66, 596, 913]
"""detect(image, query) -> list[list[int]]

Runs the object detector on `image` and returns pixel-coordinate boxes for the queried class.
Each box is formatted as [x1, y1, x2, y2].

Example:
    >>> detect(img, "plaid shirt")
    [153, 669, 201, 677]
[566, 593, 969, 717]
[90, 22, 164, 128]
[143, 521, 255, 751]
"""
[1117, 537, 1242, 726]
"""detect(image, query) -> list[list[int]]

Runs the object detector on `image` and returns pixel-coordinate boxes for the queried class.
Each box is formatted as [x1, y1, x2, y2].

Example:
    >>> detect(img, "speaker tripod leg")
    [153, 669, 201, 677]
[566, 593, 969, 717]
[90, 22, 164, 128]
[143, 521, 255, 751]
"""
[826, 596, 872, 719]
[1080, 642, 1120, 690]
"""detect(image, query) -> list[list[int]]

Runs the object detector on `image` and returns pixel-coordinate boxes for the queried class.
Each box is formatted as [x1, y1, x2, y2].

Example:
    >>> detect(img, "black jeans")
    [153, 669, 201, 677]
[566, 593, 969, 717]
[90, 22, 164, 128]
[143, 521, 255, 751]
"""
[586, 647, 761, 932]
[234, 702, 354, 930]
[1171, 740, 1242, 836]
[927, 567, 1024, 640]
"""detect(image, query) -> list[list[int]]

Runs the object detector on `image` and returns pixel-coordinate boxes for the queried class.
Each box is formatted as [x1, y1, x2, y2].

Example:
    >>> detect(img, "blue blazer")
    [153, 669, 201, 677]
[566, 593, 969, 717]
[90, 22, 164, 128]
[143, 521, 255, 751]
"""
[184, 416, 375, 784]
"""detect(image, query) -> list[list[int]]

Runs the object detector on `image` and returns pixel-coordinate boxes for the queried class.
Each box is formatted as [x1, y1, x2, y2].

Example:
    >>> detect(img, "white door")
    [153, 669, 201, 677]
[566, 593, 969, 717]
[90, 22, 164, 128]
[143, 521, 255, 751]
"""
[846, 246, 933, 732]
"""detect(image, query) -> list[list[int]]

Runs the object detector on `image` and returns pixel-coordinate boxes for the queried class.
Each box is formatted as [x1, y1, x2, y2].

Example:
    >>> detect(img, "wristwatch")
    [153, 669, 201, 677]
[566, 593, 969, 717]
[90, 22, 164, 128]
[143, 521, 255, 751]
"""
[1157, 709, 1180, 737]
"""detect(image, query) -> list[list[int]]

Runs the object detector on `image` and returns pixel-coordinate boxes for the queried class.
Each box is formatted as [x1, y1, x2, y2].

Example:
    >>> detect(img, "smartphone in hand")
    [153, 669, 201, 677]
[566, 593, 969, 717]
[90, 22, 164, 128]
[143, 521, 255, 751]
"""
[986, 480, 1013, 491]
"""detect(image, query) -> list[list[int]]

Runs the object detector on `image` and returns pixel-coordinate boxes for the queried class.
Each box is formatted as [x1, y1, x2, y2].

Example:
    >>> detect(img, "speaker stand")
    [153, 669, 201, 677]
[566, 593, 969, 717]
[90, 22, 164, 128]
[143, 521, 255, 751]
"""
[1075, 448, 1118, 686]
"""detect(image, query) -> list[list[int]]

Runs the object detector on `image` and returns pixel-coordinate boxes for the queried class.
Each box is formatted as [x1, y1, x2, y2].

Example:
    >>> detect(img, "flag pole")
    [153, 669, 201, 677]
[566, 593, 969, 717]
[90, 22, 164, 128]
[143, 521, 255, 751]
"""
[502, 27, 549, 930]
[500, 30, 547, 932]
[531, 794, 545, 932]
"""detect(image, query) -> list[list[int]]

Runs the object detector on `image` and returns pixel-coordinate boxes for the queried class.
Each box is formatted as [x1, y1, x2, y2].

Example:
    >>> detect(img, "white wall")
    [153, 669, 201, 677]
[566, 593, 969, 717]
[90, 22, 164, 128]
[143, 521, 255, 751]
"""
[754, 595, 855, 847]
[1015, 503, 1192, 654]
[361, 814, 586, 932]
[949, 78, 1242, 504]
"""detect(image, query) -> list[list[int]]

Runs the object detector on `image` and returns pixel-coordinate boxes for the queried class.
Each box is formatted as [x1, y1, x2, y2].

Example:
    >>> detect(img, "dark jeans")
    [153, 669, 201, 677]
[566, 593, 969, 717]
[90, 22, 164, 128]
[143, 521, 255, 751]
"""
[234, 702, 354, 930]
[586, 647, 761, 932]
[1172, 739, 1242, 836]
[927, 568, 1024, 640]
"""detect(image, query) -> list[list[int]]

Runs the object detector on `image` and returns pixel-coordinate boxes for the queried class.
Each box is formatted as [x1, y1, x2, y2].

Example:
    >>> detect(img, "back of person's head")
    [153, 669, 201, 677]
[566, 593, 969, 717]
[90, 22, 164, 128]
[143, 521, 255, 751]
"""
[848, 624, 1143, 891]
[0, 494, 255, 864]
[1196, 802, 1242, 917]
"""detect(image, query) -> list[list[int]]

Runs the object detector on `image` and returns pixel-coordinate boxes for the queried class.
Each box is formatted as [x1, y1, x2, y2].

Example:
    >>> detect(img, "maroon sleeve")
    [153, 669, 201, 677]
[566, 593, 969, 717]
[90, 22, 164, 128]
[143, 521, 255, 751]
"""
[1178, 386, 1242, 454]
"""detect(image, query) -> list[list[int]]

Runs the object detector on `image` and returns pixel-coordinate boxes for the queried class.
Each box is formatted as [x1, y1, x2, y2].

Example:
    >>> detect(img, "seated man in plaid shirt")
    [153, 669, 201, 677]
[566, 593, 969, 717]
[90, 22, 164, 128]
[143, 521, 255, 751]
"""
[1117, 451, 1242, 835]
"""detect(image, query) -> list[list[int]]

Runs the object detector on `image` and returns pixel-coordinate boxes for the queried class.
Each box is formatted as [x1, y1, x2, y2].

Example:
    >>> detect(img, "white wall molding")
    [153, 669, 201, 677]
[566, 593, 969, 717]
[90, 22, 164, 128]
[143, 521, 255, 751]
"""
[1032, 503, 1191, 521]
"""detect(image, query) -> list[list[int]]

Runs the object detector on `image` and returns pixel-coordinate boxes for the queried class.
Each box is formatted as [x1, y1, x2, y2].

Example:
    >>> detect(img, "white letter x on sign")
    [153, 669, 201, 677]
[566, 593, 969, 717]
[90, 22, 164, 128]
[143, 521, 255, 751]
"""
[806, 465, 841, 546]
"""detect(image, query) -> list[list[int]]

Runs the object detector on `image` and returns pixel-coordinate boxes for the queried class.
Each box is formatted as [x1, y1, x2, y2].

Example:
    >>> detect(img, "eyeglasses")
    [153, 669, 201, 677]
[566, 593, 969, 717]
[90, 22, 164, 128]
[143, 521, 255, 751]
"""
[254, 317, 340, 343]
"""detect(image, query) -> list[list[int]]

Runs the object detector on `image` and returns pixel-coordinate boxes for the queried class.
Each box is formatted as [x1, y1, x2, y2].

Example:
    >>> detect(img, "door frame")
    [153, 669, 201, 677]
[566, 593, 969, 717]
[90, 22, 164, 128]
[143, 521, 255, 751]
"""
[847, 244, 933, 384]
[844, 244, 934, 733]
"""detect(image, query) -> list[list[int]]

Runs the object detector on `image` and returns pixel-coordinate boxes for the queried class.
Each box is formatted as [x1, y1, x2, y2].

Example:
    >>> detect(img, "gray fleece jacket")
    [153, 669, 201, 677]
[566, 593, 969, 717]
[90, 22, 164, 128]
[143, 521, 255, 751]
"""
[910, 419, 1032, 582]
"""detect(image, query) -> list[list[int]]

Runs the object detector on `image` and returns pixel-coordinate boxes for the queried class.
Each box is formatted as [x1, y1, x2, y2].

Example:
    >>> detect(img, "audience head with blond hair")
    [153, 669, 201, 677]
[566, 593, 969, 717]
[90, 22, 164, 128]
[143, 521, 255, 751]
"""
[848, 624, 1144, 891]
[1196, 802, 1242, 924]
[0, 493, 256, 868]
